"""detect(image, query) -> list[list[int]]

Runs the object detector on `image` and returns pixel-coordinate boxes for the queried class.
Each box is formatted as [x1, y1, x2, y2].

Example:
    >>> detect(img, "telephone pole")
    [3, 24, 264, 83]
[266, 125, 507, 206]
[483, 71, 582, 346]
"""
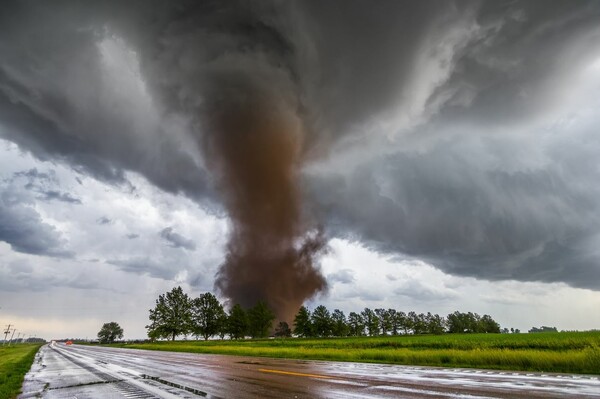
[8, 328, 16, 346]
[3, 324, 11, 346]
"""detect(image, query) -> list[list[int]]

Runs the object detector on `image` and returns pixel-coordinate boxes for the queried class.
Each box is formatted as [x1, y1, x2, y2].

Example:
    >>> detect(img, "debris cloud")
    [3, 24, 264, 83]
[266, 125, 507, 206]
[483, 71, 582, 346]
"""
[203, 78, 327, 322]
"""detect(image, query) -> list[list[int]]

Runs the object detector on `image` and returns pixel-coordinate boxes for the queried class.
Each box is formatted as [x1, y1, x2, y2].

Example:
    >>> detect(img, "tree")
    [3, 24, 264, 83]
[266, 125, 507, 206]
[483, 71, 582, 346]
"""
[228, 304, 248, 339]
[97, 322, 123, 344]
[375, 309, 391, 336]
[447, 311, 474, 333]
[191, 292, 226, 340]
[293, 306, 313, 338]
[146, 286, 192, 341]
[387, 309, 399, 335]
[470, 312, 483, 333]
[479, 314, 500, 333]
[425, 313, 446, 335]
[347, 312, 365, 336]
[361, 308, 379, 336]
[396, 311, 409, 335]
[274, 321, 292, 338]
[447, 311, 463, 333]
[247, 301, 275, 338]
[217, 311, 229, 339]
[446, 311, 495, 334]
[408, 312, 426, 334]
[311, 305, 333, 337]
[331, 309, 349, 337]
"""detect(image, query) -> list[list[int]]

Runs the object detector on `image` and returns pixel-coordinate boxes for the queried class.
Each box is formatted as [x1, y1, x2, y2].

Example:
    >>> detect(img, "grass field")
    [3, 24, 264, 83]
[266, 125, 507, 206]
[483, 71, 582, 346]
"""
[113, 332, 600, 375]
[0, 344, 42, 399]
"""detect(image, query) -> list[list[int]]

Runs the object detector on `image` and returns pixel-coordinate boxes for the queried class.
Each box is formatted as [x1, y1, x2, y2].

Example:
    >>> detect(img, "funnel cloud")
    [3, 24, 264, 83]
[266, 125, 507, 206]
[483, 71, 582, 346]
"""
[202, 73, 327, 321]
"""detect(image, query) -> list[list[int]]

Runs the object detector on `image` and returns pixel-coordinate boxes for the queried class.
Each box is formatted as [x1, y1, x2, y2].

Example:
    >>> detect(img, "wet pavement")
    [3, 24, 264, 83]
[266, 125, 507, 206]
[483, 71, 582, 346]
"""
[20, 343, 600, 398]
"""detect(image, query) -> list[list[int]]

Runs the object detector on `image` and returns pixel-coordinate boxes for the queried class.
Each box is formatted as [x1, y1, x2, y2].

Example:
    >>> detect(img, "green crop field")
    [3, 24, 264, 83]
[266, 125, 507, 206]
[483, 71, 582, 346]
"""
[0, 344, 42, 399]
[112, 332, 600, 375]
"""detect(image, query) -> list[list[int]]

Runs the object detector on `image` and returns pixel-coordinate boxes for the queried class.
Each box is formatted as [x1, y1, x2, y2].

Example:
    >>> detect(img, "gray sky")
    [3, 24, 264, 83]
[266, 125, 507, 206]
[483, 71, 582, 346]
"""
[1, 0, 600, 339]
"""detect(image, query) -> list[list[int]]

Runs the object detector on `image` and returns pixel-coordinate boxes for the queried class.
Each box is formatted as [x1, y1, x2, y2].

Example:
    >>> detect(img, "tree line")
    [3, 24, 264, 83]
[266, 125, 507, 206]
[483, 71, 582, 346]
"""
[145, 287, 501, 341]
[528, 326, 558, 333]
[145, 286, 275, 340]
[293, 306, 500, 337]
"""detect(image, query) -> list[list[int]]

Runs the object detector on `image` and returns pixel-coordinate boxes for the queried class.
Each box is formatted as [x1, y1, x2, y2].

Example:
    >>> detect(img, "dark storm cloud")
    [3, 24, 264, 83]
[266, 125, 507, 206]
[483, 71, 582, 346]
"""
[310, 133, 600, 289]
[429, 1, 600, 128]
[159, 227, 196, 251]
[0, 168, 74, 256]
[0, 0, 470, 195]
[1, 0, 600, 292]
[0, 0, 212, 201]
[0, 191, 72, 257]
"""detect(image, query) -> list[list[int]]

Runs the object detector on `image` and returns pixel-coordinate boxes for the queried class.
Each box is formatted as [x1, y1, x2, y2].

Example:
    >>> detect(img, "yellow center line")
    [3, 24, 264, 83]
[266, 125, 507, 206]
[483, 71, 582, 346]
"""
[258, 368, 339, 380]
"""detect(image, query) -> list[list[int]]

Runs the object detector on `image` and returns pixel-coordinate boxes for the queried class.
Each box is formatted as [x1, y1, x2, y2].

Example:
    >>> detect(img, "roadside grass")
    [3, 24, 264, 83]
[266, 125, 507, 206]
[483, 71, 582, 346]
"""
[0, 344, 42, 399]
[112, 332, 600, 375]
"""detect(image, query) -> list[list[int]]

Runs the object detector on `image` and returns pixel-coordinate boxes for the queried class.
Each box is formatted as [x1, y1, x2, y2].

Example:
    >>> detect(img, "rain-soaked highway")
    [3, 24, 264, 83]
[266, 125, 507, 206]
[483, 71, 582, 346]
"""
[20, 343, 600, 399]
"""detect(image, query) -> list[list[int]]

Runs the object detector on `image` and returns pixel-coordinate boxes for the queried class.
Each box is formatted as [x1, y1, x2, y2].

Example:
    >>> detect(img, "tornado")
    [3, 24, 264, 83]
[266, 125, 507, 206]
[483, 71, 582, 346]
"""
[0, 0, 331, 322]
[202, 74, 327, 323]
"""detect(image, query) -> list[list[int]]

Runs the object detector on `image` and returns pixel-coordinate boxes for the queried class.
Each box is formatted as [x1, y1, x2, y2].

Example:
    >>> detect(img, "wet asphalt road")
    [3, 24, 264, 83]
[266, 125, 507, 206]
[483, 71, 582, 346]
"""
[20, 343, 600, 399]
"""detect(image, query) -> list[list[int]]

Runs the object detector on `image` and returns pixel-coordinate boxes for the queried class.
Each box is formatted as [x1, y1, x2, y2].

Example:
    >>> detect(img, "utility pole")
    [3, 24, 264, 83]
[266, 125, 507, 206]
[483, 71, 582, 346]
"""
[3, 324, 11, 346]
[9, 328, 16, 346]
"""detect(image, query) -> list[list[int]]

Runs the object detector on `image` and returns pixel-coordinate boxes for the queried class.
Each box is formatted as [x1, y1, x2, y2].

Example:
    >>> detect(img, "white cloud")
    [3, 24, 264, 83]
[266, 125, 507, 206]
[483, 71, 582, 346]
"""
[313, 239, 600, 332]
[0, 142, 227, 338]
